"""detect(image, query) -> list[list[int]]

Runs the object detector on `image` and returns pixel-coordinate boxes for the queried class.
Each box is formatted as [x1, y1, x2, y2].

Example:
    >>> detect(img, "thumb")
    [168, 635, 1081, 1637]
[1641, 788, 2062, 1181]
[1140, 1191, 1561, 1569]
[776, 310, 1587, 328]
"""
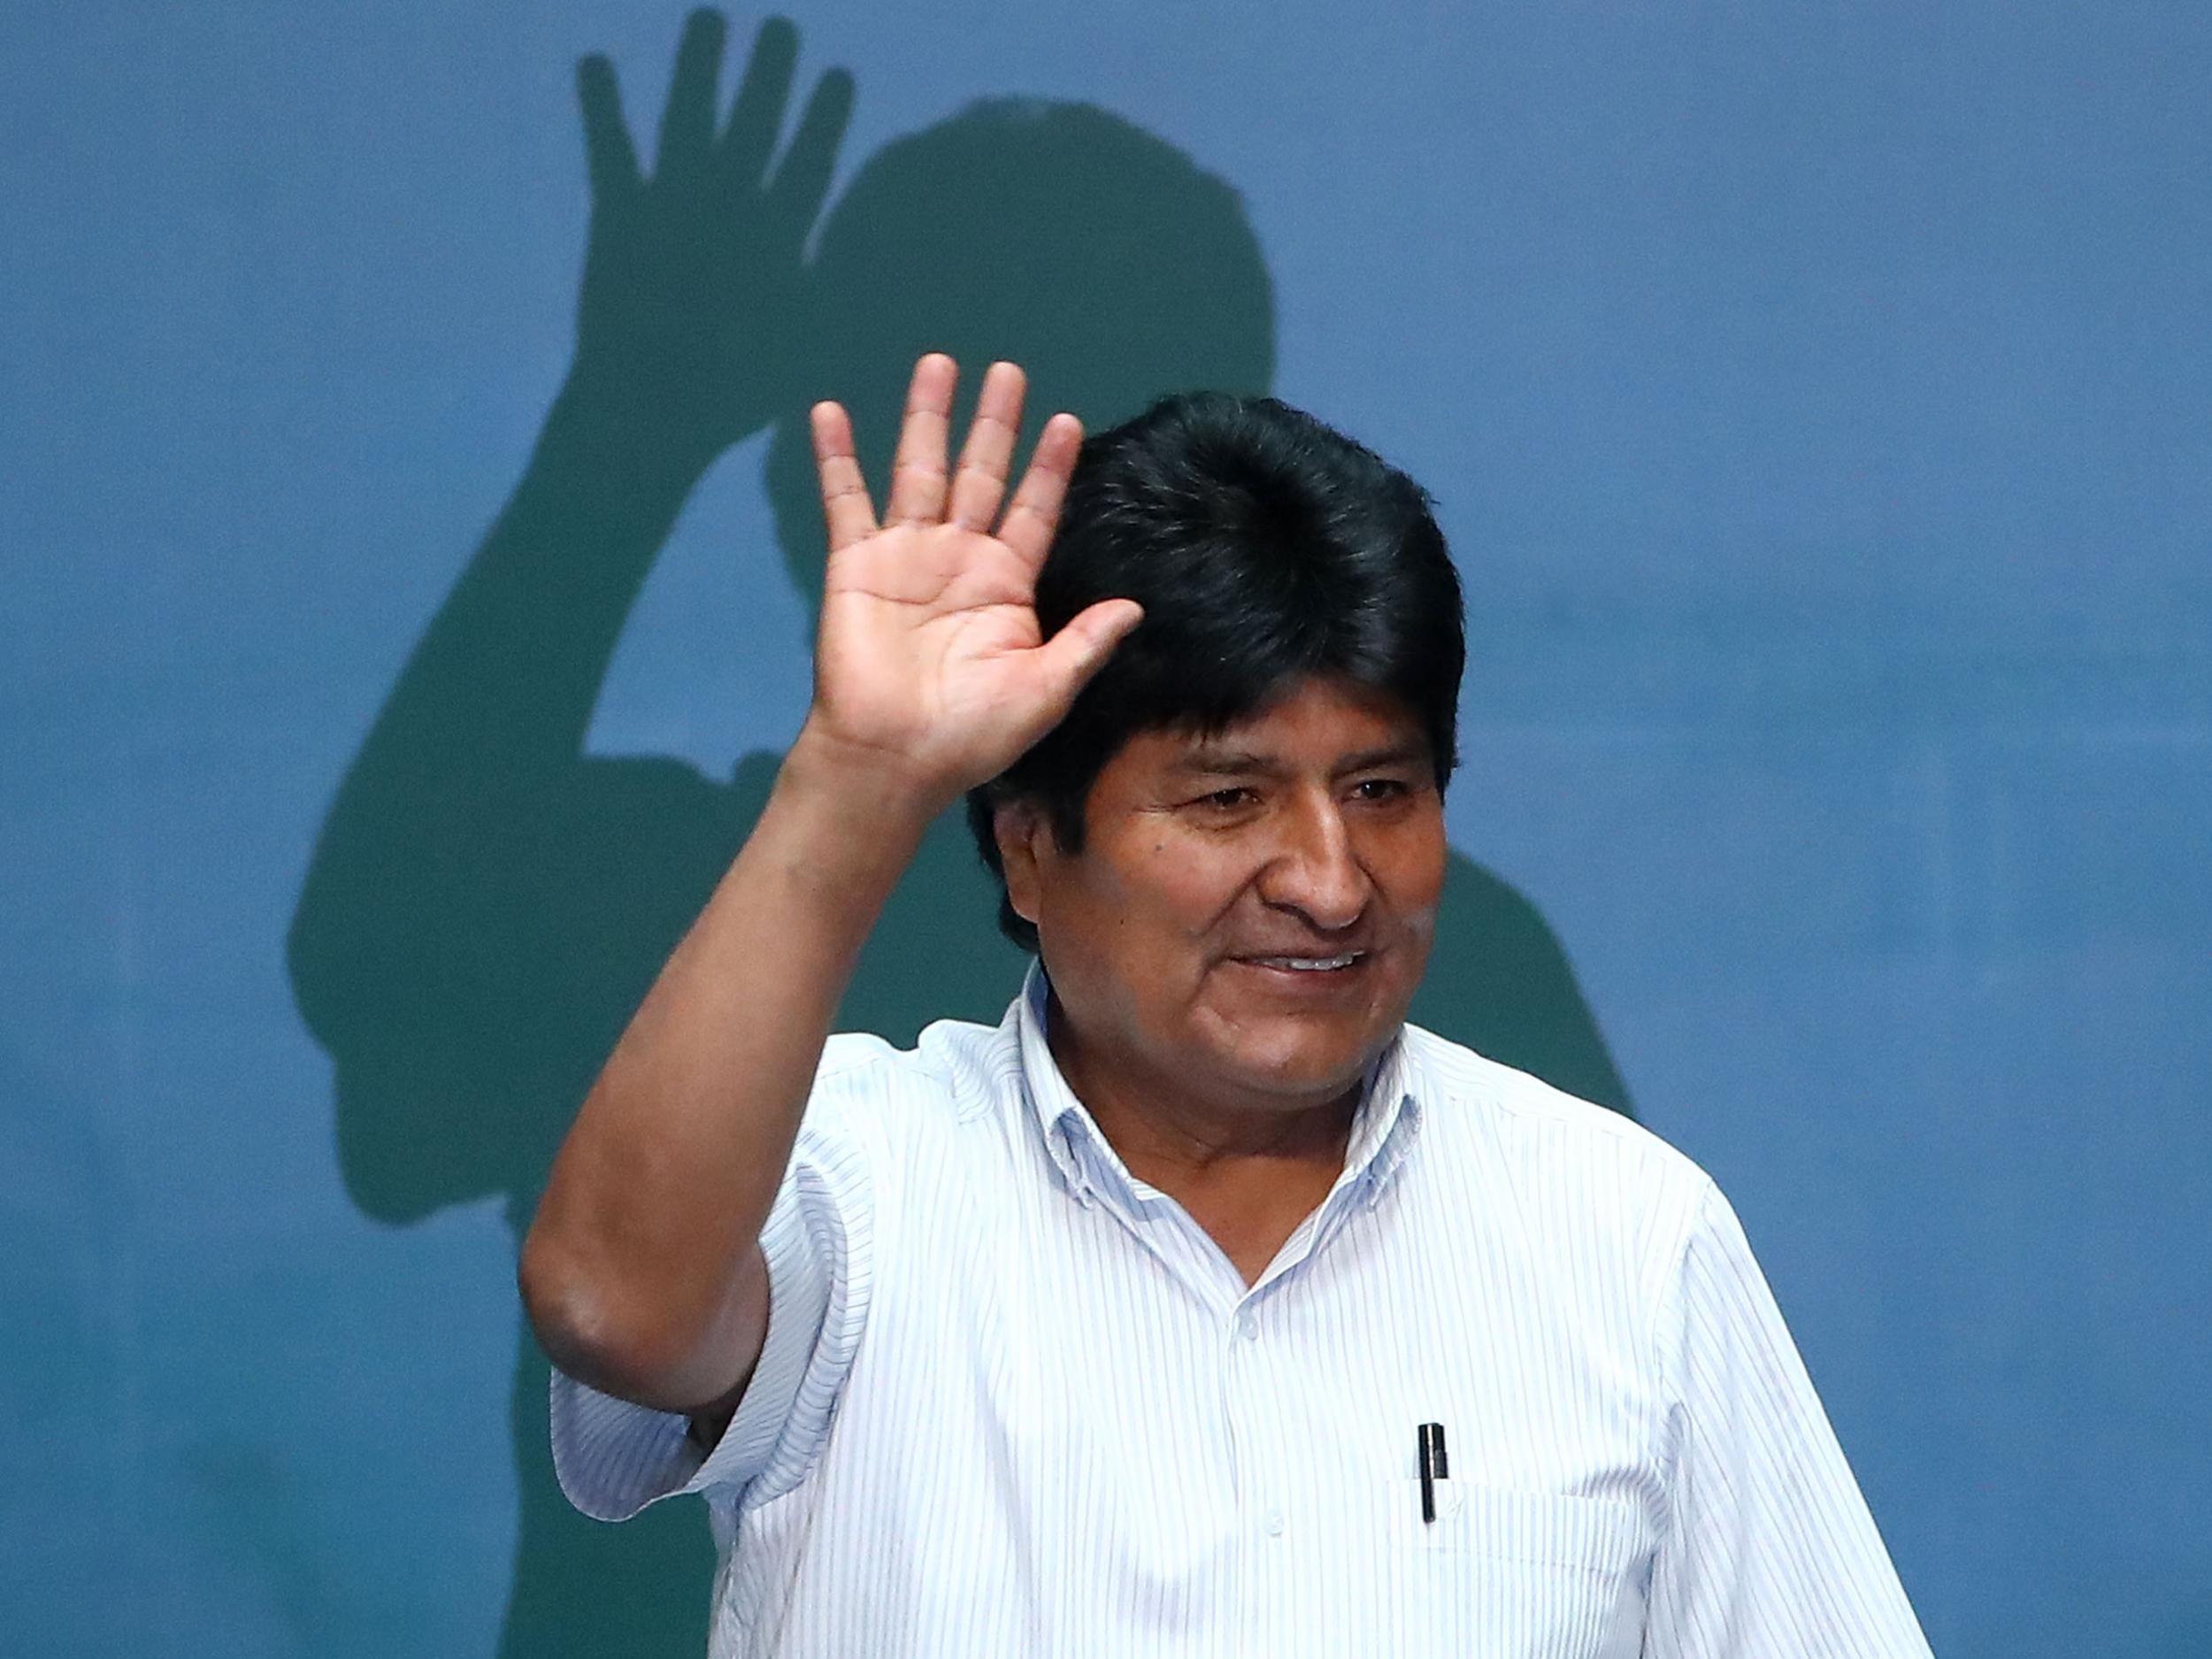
[1031, 599, 1144, 713]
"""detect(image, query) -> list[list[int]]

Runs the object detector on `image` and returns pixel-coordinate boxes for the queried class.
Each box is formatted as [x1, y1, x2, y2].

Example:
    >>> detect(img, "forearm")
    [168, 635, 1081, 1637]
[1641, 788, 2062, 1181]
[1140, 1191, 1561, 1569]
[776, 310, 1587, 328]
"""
[288, 381, 710, 1049]
[520, 729, 933, 1409]
[377, 379, 711, 772]
[523, 353, 1119, 1411]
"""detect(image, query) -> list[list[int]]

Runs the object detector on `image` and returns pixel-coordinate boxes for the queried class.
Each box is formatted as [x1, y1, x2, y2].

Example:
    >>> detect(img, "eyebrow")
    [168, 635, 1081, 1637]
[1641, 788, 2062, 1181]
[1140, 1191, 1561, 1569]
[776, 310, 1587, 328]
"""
[1167, 741, 1431, 779]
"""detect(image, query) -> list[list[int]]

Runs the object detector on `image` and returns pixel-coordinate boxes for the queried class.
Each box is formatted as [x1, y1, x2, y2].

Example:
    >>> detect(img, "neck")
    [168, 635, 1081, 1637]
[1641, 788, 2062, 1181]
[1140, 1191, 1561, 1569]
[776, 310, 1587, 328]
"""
[1042, 993, 1362, 1190]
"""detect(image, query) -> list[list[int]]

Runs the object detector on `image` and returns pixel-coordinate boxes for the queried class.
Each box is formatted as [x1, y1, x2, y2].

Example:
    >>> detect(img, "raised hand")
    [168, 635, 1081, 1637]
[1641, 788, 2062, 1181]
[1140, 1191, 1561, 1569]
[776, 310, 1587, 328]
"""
[569, 11, 852, 464]
[800, 356, 1144, 808]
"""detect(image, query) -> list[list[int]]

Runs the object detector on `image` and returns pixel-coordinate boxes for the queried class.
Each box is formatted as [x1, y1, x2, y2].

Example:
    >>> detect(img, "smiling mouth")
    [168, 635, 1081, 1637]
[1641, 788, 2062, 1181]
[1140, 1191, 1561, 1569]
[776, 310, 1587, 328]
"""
[1239, 952, 1369, 972]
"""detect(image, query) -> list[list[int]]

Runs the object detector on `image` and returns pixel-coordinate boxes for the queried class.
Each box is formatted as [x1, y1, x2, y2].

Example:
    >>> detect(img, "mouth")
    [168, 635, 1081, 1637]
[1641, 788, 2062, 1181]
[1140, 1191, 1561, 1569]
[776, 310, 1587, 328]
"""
[1232, 949, 1372, 980]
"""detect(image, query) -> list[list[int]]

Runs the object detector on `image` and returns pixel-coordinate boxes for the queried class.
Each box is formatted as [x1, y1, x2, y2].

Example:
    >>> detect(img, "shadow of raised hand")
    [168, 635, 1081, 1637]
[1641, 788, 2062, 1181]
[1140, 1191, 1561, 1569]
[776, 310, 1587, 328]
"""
[571, 11, 849, 472]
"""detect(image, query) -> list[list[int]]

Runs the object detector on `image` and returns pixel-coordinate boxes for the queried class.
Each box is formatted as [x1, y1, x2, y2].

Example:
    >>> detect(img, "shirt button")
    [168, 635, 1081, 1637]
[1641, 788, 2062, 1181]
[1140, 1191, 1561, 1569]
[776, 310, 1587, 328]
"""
[1238, 1314, 1260, 1342]
[1264, 1509, 1285, 1537]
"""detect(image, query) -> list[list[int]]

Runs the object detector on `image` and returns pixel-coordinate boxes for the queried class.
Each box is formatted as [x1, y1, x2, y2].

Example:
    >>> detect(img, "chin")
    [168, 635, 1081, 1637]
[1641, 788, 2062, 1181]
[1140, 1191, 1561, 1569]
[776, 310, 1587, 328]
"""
[1213, 1030, 1378, 1102]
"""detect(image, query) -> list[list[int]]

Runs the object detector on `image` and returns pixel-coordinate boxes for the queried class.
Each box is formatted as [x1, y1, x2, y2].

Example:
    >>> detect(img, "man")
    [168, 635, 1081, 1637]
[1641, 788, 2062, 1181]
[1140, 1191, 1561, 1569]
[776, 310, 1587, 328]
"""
[520, 356, 1931, 1655]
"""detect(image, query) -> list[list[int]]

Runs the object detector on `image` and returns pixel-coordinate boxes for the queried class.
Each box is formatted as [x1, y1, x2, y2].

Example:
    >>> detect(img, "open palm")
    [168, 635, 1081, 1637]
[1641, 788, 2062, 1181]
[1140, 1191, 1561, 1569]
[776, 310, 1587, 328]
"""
[804, 357, 1143, 803]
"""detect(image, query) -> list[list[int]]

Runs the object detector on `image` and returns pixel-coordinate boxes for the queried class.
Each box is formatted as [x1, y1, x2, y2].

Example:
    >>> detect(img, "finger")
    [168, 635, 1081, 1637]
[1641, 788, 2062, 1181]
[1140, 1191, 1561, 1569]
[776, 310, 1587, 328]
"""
[995, 411, 1084, 565]
[810, 402, 879, 553]
[762, 66, 855, 231]
[717, 15, 799, 189]
[655, 8, 726, 181]
[948, 363, 1028, 532]
[1031, 600, 1146, 716]
[886, 355, 957, 526]
[576, 56, 642, 205]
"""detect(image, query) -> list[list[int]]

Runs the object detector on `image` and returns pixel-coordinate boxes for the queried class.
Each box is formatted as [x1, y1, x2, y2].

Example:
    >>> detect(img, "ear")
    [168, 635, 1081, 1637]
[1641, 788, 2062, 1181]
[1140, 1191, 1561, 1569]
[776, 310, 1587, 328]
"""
[992, 798, 1050, 926]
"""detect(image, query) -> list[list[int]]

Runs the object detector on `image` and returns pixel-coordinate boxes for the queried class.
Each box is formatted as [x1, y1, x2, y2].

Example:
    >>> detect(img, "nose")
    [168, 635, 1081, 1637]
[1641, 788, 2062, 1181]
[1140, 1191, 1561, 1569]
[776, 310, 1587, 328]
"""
[1256, 790, 1370, 933]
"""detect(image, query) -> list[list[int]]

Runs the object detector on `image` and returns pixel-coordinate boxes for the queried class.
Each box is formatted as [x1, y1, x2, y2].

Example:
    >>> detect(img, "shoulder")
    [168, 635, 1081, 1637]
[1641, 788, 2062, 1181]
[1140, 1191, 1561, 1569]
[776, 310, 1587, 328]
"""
[792, 1011, 1029, 1260]
[1402, 1023, 1699, 1175]
[1398, 1024, 1714, 1279]
[803, 1010, 1020, 1143]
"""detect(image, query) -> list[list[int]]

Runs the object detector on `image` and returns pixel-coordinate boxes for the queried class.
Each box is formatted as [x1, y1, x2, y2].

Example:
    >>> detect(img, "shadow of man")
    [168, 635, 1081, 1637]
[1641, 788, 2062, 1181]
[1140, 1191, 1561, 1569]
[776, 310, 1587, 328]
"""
[287, 11, 1630, 1654]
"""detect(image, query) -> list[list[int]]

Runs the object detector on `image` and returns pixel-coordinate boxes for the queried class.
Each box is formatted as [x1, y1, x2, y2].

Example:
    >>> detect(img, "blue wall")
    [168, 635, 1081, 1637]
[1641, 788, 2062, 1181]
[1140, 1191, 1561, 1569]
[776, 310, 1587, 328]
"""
[4, 2, 2208, 1653]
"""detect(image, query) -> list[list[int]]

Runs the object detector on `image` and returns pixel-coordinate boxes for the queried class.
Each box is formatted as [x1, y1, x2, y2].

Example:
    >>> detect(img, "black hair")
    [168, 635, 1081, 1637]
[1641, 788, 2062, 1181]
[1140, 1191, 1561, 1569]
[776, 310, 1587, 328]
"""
[966, 392, 1466, 951]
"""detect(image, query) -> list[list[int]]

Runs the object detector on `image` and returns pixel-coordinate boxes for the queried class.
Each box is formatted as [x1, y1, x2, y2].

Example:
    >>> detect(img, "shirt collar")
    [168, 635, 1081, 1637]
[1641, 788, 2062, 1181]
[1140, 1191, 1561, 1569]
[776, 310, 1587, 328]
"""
[1012, 960, 1424, 1214]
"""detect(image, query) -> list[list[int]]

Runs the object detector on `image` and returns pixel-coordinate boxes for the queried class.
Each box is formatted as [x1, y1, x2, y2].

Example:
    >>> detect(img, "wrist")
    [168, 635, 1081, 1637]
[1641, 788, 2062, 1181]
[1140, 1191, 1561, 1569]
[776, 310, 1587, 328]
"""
[778, 720, 949, 845]
[540, 372, 721, 495]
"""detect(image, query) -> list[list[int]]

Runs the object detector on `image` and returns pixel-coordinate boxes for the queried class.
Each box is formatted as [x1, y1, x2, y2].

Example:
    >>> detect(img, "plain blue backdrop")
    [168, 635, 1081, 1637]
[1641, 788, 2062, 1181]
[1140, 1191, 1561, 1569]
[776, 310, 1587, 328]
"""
[4, 1, 2208, 1652]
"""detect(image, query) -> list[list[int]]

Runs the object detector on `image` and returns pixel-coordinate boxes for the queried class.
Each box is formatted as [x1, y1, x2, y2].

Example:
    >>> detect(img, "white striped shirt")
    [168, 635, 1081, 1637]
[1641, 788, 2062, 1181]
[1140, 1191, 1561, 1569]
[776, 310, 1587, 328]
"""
[551, 965, 1930, 1657]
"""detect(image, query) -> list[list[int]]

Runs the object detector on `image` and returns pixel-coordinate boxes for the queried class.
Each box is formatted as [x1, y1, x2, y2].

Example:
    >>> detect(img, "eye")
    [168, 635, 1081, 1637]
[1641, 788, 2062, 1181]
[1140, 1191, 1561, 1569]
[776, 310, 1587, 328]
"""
[1351, 777, 1410, 802]
[1195, 787, 1258, 811]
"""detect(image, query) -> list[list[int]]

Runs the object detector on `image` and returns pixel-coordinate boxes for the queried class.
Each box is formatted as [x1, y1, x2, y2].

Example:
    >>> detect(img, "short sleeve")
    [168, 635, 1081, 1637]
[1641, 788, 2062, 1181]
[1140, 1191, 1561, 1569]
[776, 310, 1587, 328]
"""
[547, 1065, 878, 1523]
[1643, 1179, 1932, 1658]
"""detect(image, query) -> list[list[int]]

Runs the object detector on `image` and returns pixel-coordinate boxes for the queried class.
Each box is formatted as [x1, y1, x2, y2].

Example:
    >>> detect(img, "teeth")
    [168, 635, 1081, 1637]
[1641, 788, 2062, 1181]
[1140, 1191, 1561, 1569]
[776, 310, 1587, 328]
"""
[1252, 954, 1360, 971]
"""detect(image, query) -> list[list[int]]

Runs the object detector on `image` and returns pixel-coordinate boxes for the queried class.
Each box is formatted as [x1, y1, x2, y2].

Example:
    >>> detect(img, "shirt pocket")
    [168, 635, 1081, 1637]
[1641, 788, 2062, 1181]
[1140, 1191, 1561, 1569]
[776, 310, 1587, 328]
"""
[1391, 1479, 1645, 1571]
[1379, 1481, 1649, 1658]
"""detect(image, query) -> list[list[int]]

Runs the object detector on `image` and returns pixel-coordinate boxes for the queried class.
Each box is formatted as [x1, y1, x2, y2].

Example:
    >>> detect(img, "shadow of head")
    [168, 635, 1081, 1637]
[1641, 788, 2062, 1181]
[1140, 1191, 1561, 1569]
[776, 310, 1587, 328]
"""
[764, 97, 1276, 603]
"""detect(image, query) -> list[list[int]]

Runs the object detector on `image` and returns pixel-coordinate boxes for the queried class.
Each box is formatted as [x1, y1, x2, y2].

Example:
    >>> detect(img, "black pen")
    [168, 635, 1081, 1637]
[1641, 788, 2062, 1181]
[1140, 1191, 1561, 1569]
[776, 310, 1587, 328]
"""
[1417, 1422, 1449, 1523]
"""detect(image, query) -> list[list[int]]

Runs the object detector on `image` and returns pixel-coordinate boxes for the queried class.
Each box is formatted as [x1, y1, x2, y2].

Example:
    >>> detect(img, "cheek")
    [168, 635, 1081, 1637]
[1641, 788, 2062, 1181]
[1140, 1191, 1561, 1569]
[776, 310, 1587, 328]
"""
[1407, 862, 1448, 929]
[1041, 841, 1235, 992]
[1118, 833, 1254, 936]
[1388, 819, 1451, 914]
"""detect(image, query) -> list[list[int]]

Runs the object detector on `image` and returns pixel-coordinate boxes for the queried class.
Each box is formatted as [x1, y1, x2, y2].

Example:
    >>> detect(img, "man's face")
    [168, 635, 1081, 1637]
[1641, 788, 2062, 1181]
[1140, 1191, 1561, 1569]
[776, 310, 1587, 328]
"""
[1002, 674, 1448, 1124]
